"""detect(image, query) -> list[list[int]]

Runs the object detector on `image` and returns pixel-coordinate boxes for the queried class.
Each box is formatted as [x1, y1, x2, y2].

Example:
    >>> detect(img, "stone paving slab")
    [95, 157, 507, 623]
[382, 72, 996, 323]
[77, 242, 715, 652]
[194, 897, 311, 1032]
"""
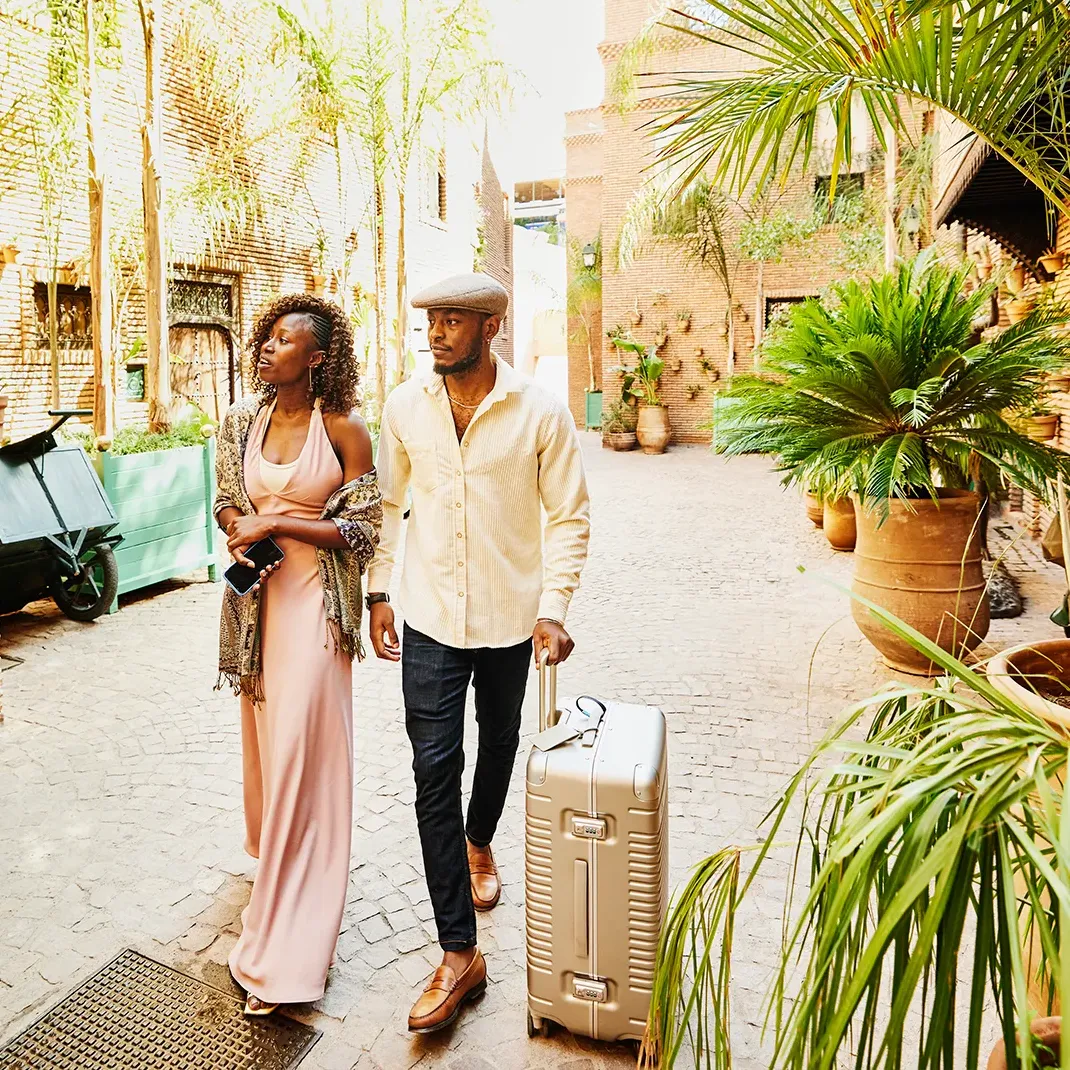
[0, 437, 1063, 1069]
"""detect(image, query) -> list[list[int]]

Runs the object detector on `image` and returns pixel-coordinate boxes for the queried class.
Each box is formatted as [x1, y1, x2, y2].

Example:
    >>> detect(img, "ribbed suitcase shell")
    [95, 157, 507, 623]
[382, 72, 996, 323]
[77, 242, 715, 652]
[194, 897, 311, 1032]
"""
[525, 671, 668, 1043]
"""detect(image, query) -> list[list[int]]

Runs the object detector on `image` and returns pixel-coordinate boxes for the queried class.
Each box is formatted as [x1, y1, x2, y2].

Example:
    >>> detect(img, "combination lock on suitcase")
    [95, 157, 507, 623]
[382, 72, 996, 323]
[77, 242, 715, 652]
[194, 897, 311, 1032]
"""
[525, 654, 669, 1045]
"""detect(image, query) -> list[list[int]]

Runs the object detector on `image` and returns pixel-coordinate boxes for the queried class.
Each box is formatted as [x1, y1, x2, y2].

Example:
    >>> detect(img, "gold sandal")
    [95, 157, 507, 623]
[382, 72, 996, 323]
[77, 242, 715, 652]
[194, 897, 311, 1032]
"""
[244, 994, 279, 1017]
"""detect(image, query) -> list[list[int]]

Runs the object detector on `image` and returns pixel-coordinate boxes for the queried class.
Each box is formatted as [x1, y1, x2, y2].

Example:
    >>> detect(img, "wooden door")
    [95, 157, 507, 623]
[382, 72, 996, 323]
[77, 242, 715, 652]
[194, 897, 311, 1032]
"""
[169, 325, 233, 423]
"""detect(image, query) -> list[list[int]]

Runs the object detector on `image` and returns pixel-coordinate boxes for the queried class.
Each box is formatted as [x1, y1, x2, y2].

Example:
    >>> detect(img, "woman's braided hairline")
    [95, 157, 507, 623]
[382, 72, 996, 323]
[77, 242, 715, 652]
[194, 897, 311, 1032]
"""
[247, 293, 360, 414]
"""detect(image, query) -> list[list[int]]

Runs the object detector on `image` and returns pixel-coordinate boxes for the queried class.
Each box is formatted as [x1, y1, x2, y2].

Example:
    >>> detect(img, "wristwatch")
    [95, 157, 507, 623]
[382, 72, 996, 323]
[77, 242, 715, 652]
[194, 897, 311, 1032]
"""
[366, 592, 390, 610]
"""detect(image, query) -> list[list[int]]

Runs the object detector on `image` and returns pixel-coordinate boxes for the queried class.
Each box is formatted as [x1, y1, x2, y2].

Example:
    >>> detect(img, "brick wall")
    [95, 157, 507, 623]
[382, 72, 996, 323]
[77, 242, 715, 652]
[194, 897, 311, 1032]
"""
[477, 135, 515, 366]
[0, 7, 505, 439]
[565, 108, 604, 425]
[564, 6, 885, 442]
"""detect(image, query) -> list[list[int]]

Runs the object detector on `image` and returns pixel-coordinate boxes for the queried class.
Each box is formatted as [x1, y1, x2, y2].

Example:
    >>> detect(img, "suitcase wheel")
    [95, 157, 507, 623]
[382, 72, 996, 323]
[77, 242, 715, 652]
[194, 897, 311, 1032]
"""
[526, 1010, 552, 1039]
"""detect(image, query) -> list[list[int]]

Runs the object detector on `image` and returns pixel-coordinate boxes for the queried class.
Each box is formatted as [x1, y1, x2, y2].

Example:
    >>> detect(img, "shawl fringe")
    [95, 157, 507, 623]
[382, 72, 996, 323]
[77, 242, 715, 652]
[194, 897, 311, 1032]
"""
[214, 669, 266, 703]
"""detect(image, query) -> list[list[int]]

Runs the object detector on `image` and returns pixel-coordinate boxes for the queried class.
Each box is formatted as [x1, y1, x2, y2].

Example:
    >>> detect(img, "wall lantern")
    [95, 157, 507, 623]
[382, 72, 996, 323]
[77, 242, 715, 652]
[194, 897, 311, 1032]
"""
[582, 243, 597, 269]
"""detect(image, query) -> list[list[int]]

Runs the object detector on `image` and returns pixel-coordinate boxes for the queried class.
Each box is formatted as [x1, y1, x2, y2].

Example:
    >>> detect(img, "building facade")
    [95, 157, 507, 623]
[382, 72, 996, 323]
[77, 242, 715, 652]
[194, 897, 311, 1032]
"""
[0, 6, 512, 442]
[564, 0, 885, 440]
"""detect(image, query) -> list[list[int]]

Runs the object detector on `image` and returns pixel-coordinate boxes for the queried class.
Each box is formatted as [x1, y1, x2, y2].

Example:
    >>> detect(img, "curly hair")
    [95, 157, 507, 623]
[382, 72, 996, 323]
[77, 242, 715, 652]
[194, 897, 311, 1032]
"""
[247, 293, 360, 414]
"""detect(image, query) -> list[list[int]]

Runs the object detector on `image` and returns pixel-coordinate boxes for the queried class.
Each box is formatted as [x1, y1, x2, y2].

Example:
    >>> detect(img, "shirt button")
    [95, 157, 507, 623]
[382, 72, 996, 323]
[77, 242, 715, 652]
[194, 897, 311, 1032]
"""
[457, 561, 464, 568]
[458, 591, 465, 598]
[456, 532, 464, 539]
[455, 502, 462, 509]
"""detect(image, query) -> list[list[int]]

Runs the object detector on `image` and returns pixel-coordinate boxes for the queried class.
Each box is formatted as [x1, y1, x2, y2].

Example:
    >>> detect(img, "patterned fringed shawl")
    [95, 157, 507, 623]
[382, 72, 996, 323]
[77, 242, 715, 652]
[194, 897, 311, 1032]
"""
[213, 396, 383, 700]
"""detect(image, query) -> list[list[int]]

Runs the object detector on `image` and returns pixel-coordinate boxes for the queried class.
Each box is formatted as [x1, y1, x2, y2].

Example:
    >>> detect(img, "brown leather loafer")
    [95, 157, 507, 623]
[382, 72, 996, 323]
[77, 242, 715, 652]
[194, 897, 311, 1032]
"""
[407, 950, 487, 1034]
[467, 840, 501, 911]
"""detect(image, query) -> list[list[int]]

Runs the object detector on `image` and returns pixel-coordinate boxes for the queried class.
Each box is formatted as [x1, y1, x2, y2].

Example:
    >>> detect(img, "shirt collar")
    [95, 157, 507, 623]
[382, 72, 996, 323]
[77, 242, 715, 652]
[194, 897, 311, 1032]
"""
[423, 353, 523, 401]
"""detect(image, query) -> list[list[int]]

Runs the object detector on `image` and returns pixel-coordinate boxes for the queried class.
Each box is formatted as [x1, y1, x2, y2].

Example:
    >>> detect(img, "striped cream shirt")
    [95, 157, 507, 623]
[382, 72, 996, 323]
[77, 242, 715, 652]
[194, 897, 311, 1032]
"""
[367, 355, 591, 649]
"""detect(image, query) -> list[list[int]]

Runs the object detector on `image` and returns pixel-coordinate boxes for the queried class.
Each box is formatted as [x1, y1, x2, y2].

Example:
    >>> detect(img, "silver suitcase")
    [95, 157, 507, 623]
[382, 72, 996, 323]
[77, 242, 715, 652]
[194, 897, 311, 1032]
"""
[525, 657, 669, 1044]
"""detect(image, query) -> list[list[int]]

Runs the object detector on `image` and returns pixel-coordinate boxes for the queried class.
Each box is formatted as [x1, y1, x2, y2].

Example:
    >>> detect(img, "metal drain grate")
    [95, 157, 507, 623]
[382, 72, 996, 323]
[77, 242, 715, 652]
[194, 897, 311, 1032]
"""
[0, 948, 320, 1070]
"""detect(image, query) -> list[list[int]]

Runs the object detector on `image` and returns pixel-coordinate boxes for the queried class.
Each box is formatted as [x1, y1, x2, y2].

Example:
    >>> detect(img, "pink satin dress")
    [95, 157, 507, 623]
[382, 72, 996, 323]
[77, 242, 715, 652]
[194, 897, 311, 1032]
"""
[228, 399, 353, 1004]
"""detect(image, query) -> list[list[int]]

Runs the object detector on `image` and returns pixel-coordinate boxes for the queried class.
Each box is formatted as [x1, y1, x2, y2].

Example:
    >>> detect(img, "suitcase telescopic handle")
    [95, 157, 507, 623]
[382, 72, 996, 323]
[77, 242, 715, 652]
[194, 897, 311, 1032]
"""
[538, 649, 559, 731]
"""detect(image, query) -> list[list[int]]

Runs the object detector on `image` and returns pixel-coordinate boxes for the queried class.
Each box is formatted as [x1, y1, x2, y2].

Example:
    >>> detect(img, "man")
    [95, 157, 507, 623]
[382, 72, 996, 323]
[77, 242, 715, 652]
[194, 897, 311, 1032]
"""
[366, 271, 590, 1033]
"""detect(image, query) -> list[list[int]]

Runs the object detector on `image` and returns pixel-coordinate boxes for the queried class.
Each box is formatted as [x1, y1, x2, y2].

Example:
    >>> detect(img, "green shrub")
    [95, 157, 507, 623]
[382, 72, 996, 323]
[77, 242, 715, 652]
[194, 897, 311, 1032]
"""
[63, 408, 215, 456]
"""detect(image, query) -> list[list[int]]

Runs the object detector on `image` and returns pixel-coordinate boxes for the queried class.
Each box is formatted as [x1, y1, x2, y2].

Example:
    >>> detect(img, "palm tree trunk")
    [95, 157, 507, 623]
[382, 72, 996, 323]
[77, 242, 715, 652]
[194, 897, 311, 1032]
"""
[753, 258, 764, 360]
[373, 174, 387, 411]
[586, 327, 595, 393]
[395, 179, 408, 385]
[48, 275, 60, 409]
[139, 0, 170, 431]
[85, 0, 113, 442]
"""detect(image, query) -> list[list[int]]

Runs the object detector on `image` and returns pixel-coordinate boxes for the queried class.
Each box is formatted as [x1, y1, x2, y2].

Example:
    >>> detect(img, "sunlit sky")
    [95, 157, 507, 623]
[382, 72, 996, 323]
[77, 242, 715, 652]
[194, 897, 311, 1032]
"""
[487, 0, 605, 183]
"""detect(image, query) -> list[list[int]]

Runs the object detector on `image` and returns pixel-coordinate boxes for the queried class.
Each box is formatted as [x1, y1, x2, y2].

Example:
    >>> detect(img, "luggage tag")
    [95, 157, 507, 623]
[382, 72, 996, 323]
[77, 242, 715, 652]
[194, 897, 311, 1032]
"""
[531, 722, 581, 752]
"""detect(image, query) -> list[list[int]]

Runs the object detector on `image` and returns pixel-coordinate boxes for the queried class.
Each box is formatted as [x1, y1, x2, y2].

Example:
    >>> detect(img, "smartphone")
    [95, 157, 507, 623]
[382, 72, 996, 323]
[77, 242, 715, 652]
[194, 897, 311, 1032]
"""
[223, 536, 285, 596]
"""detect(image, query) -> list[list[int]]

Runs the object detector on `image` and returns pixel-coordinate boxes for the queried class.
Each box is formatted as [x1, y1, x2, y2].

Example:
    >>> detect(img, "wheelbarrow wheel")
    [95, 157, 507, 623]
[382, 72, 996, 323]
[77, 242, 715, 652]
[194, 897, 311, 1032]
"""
[50, 544, 118, 622]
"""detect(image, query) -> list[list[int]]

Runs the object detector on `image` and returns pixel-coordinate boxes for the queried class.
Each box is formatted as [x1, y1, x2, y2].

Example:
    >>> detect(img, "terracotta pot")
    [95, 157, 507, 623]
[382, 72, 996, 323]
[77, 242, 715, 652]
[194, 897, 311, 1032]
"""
[1008, 297, 1035, 324]
[987, 639, 1070, 732]
[636, 404, 670, 454]
[851, 490, 990, 675]
[1027, 414, 1059, 441]
[1, 245, 19, 265]
[0, 395, 7, 442]
[1009, 263, 1028, 292]
[989, 642, 1070, 1016]
[823, 498, 856, 551]
[1040, 252, 1066, 275]
[987, 1017, 1061, 1070]
[603, 431, 638, 452]
[804, 492, 824, 528]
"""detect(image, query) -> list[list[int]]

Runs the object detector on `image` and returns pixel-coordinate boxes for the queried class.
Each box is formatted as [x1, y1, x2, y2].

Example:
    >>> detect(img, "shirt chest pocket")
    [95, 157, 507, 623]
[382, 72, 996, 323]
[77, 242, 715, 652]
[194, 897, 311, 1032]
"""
[406, 441, 445, 493]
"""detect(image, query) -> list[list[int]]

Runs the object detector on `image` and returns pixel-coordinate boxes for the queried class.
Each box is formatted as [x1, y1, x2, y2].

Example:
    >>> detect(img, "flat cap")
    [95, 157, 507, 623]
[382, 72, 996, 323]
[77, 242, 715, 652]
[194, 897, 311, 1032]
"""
[410, 272, 509, 317]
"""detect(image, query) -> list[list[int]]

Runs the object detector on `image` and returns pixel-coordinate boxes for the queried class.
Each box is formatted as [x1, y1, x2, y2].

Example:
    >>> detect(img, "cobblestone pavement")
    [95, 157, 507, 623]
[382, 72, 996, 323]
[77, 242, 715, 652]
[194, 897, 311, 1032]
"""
[1, 437, 1064, 1070]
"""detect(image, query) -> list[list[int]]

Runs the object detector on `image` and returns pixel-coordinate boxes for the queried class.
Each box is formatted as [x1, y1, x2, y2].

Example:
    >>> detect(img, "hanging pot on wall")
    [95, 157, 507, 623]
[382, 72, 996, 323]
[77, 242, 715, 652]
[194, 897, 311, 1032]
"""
[1027, 414, 1059, 441]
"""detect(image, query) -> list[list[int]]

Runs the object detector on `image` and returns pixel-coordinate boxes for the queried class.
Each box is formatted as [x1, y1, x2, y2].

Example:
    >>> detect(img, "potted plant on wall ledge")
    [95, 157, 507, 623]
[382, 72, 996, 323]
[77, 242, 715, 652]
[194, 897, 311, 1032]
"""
[714, 254, 1070, 673]
[611, 336, 670, 454]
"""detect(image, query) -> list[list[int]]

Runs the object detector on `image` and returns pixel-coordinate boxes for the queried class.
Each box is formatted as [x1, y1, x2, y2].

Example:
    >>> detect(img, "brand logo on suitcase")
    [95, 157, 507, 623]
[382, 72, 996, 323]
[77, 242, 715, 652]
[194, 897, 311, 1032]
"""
[572, 816, 607, 840]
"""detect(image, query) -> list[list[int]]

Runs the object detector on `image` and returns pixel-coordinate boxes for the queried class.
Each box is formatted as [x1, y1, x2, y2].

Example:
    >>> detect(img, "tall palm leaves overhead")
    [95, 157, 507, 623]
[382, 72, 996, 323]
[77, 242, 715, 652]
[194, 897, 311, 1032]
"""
[648, 0, 1070, 213]
[715, 255, 1070, 504]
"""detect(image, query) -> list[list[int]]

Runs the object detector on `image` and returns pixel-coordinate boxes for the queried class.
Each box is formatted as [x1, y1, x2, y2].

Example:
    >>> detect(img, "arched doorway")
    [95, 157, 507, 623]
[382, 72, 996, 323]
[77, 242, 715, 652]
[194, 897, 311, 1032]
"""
[169, 323, 234, 423]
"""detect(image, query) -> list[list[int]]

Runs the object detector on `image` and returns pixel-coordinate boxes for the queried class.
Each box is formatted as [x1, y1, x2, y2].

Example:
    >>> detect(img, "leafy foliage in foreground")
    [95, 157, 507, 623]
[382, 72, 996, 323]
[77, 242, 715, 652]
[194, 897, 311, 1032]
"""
[643, 599, 1070, 1070]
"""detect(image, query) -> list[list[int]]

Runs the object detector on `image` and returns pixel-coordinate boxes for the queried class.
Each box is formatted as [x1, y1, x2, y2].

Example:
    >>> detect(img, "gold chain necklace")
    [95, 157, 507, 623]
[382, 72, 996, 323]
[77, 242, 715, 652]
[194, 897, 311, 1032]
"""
[445, 390, 484, 410]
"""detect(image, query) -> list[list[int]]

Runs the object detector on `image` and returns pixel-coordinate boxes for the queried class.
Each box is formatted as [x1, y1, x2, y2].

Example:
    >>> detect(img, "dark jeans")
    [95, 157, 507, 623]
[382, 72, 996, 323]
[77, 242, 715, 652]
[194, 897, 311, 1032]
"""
[402, 624, 532, 951]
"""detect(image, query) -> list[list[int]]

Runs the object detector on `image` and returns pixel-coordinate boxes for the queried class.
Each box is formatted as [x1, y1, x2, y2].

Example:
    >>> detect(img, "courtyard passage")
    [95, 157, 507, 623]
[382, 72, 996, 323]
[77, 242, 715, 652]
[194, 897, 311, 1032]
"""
[0, 437, 1062, 1069]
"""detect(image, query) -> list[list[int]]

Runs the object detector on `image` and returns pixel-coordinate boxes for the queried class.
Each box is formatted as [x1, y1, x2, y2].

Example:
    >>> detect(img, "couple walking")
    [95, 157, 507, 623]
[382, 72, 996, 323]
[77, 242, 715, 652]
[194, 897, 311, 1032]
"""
[213, 273, 591, 1030]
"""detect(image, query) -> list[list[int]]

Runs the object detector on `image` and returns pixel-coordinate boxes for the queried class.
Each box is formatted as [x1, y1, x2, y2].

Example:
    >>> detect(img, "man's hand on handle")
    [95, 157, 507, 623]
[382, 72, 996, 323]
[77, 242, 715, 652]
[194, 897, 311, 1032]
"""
[370, 600, 401, 662]
[533, 620, 574, 666]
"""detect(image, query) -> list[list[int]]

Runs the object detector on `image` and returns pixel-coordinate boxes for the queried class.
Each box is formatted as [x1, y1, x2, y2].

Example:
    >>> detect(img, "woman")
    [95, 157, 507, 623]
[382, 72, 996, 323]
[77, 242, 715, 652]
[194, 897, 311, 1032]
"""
[213, 294, 382, 1015]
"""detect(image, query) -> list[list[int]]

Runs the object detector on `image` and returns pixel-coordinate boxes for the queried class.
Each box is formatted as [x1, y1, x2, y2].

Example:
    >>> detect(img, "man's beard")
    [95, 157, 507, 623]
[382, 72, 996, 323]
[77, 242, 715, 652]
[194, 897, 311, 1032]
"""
[433, 340, 482, 377]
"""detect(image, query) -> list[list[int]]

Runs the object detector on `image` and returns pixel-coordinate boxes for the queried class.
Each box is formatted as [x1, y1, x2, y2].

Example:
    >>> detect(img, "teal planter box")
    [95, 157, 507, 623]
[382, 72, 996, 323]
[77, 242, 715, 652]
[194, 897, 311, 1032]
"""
[98, 441, 219, 612]
[585, 390, 603, 431]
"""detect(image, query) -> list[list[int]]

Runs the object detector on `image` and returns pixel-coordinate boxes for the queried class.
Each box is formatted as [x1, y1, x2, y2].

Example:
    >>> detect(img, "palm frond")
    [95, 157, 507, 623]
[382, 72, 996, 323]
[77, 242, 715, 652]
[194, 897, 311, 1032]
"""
[650, 0, 1070, 214]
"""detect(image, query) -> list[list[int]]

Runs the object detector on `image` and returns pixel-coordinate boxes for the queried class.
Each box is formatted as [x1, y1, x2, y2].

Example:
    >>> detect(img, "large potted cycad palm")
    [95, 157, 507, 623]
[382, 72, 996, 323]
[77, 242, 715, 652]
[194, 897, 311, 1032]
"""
[715, 255, 1070, 673]
[641, 606, 1070, 1070]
